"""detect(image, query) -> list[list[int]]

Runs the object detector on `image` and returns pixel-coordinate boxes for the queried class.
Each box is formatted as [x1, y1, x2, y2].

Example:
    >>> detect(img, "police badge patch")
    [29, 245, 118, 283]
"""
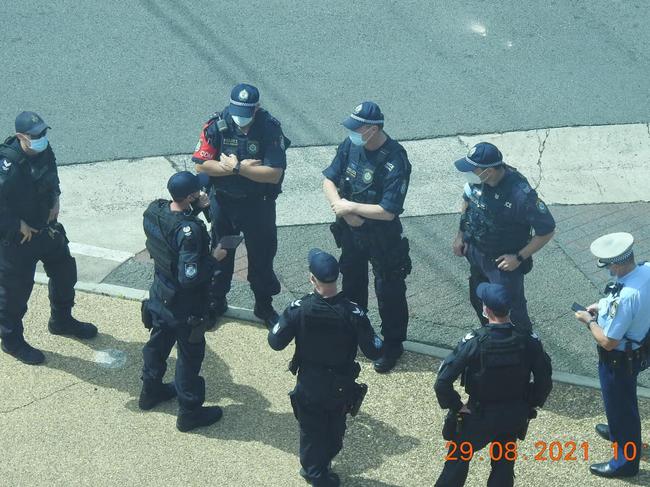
[354, 104, 363, 114]
[536, 199, 548, 213]
[239, 89, 249, 101]
[362, 170, 373, 183]
[182, 226, 192, 236]
[247, 142, 259, 155]
[400, 180, 407, 194]
[609, 300, 619, 318]
[272, 322, 281, 334]
[185, 263, 197, 278]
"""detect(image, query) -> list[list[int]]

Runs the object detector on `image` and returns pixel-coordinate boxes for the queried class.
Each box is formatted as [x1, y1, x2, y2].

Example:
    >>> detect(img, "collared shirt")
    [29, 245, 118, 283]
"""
[597, 263, 650, 351]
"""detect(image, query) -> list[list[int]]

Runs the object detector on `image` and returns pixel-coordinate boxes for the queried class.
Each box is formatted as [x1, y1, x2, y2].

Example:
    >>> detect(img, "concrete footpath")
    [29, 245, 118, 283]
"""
[2, 288, 649, 486]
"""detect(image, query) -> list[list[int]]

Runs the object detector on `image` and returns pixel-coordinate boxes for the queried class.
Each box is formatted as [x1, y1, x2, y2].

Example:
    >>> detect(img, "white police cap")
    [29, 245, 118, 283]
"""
[589, 232, 634, 268]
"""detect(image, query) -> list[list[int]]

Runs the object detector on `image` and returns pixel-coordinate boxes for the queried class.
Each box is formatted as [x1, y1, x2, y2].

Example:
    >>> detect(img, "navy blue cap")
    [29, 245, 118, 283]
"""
[167, 171, 209, 200]
[454, 142, 503, 172]
[342, 101, 384, 130]
[476, 283, 512, 314]
[229, 83, 260, 117]
[15, 111, 50, 136]
[308, 248, 340, 283]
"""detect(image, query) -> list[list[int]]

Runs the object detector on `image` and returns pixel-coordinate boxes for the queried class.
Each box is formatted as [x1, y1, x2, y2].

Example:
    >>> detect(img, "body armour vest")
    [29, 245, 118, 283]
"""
[143, 199, 208, 283]
[206, 107, 287, 199]
[338, 139, 409, 205]
[462, 168, 532, 257]
[464, 327, 530, 404]
[296, 294, 359, 374]
[0, 137, 59, 230]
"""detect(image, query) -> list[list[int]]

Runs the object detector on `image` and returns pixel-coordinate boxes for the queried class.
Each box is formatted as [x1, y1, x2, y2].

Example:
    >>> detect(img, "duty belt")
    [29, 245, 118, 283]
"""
[597, 345, 645, 370]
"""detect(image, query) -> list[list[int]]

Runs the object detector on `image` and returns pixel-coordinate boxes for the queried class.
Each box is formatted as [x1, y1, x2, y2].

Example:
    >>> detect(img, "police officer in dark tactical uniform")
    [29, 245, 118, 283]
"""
[0, 112, 97, 365]
[269, 248, 384, 487]
[452, 142, 555, 332]
[434, 283, 552, 487]
[141, 171, 227, 432]
[574, 232, 650, 478]
[193, 83, 289, 329]
[323, 101, 411, 373]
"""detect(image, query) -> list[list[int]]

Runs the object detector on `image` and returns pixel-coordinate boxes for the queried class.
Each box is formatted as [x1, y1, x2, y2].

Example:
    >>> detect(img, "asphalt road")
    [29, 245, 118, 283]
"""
[1, 0, 649, 164]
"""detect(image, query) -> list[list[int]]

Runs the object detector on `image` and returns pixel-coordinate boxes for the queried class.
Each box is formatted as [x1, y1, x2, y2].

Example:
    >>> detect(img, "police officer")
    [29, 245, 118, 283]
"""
[434, 283, 552, 487]
[0, 111, 97, 365]
[141, 171, 226, 432]
[192, 83, 289, 329]
[574, 232, 650, 478]
[452, 142, 556, 332]
[268, 248, 384, 487]
[323, 101, 411, 373]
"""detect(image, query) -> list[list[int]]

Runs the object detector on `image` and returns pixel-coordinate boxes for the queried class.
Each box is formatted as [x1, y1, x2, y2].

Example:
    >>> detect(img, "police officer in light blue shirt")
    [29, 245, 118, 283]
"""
[574, 232, 650, 479]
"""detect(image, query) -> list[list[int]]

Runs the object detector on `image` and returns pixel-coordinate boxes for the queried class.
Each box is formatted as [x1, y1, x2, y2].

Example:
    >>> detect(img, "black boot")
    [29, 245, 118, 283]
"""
[49, 315, 97, 339]
[254, 301, 279, 329]
[176, 406, 223, 432]
[299, 468, 340, 487]
[373, 342, 404, 373]
[1, 339, 45, 365]
[139, 382, 177, 410]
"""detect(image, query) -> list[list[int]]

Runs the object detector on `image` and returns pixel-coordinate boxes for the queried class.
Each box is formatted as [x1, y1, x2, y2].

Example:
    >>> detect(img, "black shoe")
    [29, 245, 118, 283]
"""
[589, 462, 638, 478]
[254, 303, 279, 329]
[139, 382, 177, 410]
[1, 340, 45, 365]
[176, 406, 223, 432]
[373, 343, 404, 373]
[299, 468, 340, 486]
[595, 423, 610, 441]
[48, 316, 98, 339]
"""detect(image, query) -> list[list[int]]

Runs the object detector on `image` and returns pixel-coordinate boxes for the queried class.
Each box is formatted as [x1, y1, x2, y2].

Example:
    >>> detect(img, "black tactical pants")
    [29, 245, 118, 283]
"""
[210, 193, 280, 306]
[435, 406, 528, 487]
[290, 389, 347, 486]
[338, 223, 409, 345]
[141, 315, 206, 414]
[0, 224, 76, 349]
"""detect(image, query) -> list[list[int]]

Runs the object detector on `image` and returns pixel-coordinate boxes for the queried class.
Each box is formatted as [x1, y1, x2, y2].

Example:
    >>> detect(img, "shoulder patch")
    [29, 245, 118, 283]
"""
[373, 335, 383, 349]
[182, 225, 192, 236]
[530, 332, 540, 340]
[184, 263, 197, 279]
[290, 299, 302, 309]
[1, 159, 11, 171]
[462, 332, 475, 343]
[400, 179, 407, 194]
[609, 300, 619, 318]
[384, 162, 395, 172]
[536, 198, 548, 213]
[351, 306, 365, 317]
[518, 181, 532, 194]
[272, 322, 281, 334]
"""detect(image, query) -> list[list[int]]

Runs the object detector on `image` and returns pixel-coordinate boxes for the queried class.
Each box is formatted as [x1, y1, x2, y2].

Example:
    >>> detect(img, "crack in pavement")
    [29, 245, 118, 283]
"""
[533, 129, 550, 190]
[456, 135, 471, 151]
[647, 122, 650, 138]
[0, 380, 83, 414]
[164, 155, 186, 173]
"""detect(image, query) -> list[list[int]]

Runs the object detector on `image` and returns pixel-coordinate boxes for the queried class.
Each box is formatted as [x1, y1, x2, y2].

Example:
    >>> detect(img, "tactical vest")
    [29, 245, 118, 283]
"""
[464, 327, 530, 404]
[338, 139, 409, 205]
[143, 199, 209, 283]
[295, 294, 359, 374]
[462, 169, 532, 257]
[0, 137, 58, 229]
[206, 107, 288, 199]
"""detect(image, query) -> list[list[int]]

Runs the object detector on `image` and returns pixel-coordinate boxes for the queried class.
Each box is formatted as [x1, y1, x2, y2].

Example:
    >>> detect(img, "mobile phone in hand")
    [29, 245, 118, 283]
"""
[571, 302, 587, 313]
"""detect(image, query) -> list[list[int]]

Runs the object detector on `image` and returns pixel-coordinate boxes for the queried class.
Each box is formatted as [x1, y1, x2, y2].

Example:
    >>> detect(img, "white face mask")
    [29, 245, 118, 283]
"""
[231, 115, 253, 127]
[463, 168, 488, 185]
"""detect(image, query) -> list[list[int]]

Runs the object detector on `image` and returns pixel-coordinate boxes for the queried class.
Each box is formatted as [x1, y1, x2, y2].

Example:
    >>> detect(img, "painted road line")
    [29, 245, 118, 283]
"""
[67, 243, 134, 263]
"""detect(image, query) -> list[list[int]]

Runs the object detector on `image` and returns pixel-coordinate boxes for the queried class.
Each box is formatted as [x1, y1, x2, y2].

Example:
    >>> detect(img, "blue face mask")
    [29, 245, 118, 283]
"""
[231, 115, 253, 127]
[348, 130, 367, 146]
[29, 135, 48, 153]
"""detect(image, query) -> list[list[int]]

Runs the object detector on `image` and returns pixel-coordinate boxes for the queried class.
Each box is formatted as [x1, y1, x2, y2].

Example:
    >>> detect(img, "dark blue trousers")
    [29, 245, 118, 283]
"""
[466, 244, 532, 332]
[0, 224, 76, 348]
[142, 317, 206, 414]
[338, 224, 409, 345]
[209, 193, 280, 305]
[598, 359, 642, 473]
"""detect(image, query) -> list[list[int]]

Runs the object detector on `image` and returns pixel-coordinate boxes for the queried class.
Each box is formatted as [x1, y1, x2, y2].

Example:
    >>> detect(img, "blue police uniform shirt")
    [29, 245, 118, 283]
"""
[462, 169, 556, 237]
[597, 263, 650, 351]
[322, 138, 409, 215]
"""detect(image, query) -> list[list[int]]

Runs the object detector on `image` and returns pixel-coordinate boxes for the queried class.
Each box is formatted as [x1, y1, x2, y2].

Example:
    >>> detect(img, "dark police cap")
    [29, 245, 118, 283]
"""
[229, 83, 260, 118]
[342, 101, 384, 130]
[15, 111, 50, 136]
[167, 171, 209, 200]
[308, 248, 340, 283]
[454, 142, 503, 172]
[476, 283, 512, 314]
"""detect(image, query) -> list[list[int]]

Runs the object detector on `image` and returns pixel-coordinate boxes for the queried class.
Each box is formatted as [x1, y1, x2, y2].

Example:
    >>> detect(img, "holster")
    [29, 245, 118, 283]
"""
[140, 299, 153, 330]
[187, 315, 207, 344]
[330, 220, 343, 248]
[348, 382, 368, 417]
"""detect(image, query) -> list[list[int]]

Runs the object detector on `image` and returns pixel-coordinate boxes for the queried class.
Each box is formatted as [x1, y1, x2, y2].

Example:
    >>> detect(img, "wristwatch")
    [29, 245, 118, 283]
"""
[232, 161, 241, 175]
[516, 253, 525, 263]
